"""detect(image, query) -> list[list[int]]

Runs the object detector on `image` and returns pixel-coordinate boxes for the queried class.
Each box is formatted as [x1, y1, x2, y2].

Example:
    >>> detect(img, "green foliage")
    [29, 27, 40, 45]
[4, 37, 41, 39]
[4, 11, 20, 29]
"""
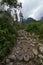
[25, 22, 39, 33]
[13, 22, 26, 31]
[0, 16, 17, 59]
[0, 0, 22, 60]
[2, 0, 17, 8]
[39, 24, 43, 38]
[25, 22, 43, 39]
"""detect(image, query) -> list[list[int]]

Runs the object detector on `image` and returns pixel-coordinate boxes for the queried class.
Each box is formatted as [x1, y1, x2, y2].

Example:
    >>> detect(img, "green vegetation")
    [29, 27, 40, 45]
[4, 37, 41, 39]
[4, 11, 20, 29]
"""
[25, 22, 43, 39]
[0, 16, 17, 59]
[0, 0, 43, 62]
[0, 14, 43, 60]
[0, 0, 23, 60]
[2, 0, 17, 8]
[13, 22, 26, 31]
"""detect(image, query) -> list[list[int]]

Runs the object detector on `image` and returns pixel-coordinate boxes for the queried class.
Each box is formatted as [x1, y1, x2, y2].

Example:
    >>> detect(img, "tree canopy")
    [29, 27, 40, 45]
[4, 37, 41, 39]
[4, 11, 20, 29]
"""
[2, 0, 17, 8]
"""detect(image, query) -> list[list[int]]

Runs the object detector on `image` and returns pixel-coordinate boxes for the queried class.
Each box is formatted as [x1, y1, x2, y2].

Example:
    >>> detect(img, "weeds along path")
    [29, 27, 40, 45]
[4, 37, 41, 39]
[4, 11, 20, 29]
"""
[2, 30, 43, 65]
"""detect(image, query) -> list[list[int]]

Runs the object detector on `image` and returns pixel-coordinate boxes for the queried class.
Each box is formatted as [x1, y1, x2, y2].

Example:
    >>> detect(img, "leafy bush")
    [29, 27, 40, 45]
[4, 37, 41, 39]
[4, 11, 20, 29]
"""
[25, 22, 39, 33]
[25, 22, 43, 39]
[0, 16, 17, 59]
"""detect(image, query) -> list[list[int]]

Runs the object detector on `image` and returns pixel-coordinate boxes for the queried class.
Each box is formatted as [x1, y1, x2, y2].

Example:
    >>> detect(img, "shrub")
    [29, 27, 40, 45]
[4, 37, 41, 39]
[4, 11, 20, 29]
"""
[25, 22, 43, 39]
[0, 16, 17, 59]
[39, 24, 43, 38]
[25, 22, 39, 33]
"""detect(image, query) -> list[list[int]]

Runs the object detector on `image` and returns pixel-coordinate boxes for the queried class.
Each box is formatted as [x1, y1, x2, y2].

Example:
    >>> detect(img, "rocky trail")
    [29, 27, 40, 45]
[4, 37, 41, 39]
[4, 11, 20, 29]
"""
[1, 30, 43, 65]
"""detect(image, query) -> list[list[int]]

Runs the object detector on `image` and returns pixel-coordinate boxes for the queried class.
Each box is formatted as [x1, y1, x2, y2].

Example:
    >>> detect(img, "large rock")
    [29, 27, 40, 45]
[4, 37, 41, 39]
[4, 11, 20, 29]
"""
[38, 54, 43, 59]
[32, 48, 38, 55]
[32, 33, 35, 36]
[8, 55, 16, 61]
[39, 46, 43, 54]
[5, 59, 10, 64]
[16, 53, 24, 61]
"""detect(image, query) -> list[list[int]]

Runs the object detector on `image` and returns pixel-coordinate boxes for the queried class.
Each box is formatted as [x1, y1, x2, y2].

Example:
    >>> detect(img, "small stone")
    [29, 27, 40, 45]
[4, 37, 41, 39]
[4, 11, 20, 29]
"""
[8, 55, 16, 61]
[17, 42, 20, 44]
[20, 37, 24, 40]
[24, 54, 29, 61]
[6, 59, 10, 64]
[30, 39, 33, 42]
[25, 49, 27, 53]
[33, 48, 38, 55]
[6, 62, 13, 65]
[33, 39, 36, 42]
[16, 62, 21, 65]
[39, 46, 43, 53]
[29, 53, 34, 59]
[16, 54, 24, 61]
[32, 33, 35, 36]
[38, 54, 43, 59]
[9, 62, 13, 65]
[29, 33, 31, 36]
[17, 47, 20, 50]
[38, 43, 43, 46]
[29, 61, 36, 65]
[32, 42, 37, 45]
[16, 50, 20, 54]
[30, 43, 35, 47]
[27, 38, 30, 41]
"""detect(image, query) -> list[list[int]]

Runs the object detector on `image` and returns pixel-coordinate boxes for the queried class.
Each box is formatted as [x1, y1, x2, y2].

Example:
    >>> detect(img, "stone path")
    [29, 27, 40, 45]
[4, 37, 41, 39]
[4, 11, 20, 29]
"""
[1, 30, 43, 65]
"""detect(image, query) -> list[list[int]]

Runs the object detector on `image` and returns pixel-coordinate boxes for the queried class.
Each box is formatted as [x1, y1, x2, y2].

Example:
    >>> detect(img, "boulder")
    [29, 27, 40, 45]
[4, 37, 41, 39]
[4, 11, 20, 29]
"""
[32, 48, 38, 55]
[39, 46, 43, 54]
[38, 54, 43, 59]
[8, 55, 16, 61]
[5, 59, 10, 64]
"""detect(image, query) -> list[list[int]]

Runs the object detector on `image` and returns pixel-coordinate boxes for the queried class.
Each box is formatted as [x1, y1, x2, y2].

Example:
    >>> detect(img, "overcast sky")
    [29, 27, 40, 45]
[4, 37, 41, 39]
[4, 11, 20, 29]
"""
[18, 0, 43, 20]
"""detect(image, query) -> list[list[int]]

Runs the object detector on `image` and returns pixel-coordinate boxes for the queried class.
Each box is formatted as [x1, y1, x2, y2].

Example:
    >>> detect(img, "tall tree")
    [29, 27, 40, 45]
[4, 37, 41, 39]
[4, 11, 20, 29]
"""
[1, 0, 18, 22]
[1, 0, 23, 22]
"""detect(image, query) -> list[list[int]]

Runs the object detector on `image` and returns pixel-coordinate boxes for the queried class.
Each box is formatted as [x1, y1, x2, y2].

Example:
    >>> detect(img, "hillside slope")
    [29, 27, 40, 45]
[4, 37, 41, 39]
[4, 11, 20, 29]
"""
[1, 30, 43, 65]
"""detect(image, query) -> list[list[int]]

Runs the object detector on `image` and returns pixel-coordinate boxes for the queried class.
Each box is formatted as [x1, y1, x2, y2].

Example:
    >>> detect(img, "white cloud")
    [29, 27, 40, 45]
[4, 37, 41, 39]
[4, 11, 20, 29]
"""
[18, 0, 43, 20]
[0, 0, 2, 2]
[28, 5, 43, 20]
